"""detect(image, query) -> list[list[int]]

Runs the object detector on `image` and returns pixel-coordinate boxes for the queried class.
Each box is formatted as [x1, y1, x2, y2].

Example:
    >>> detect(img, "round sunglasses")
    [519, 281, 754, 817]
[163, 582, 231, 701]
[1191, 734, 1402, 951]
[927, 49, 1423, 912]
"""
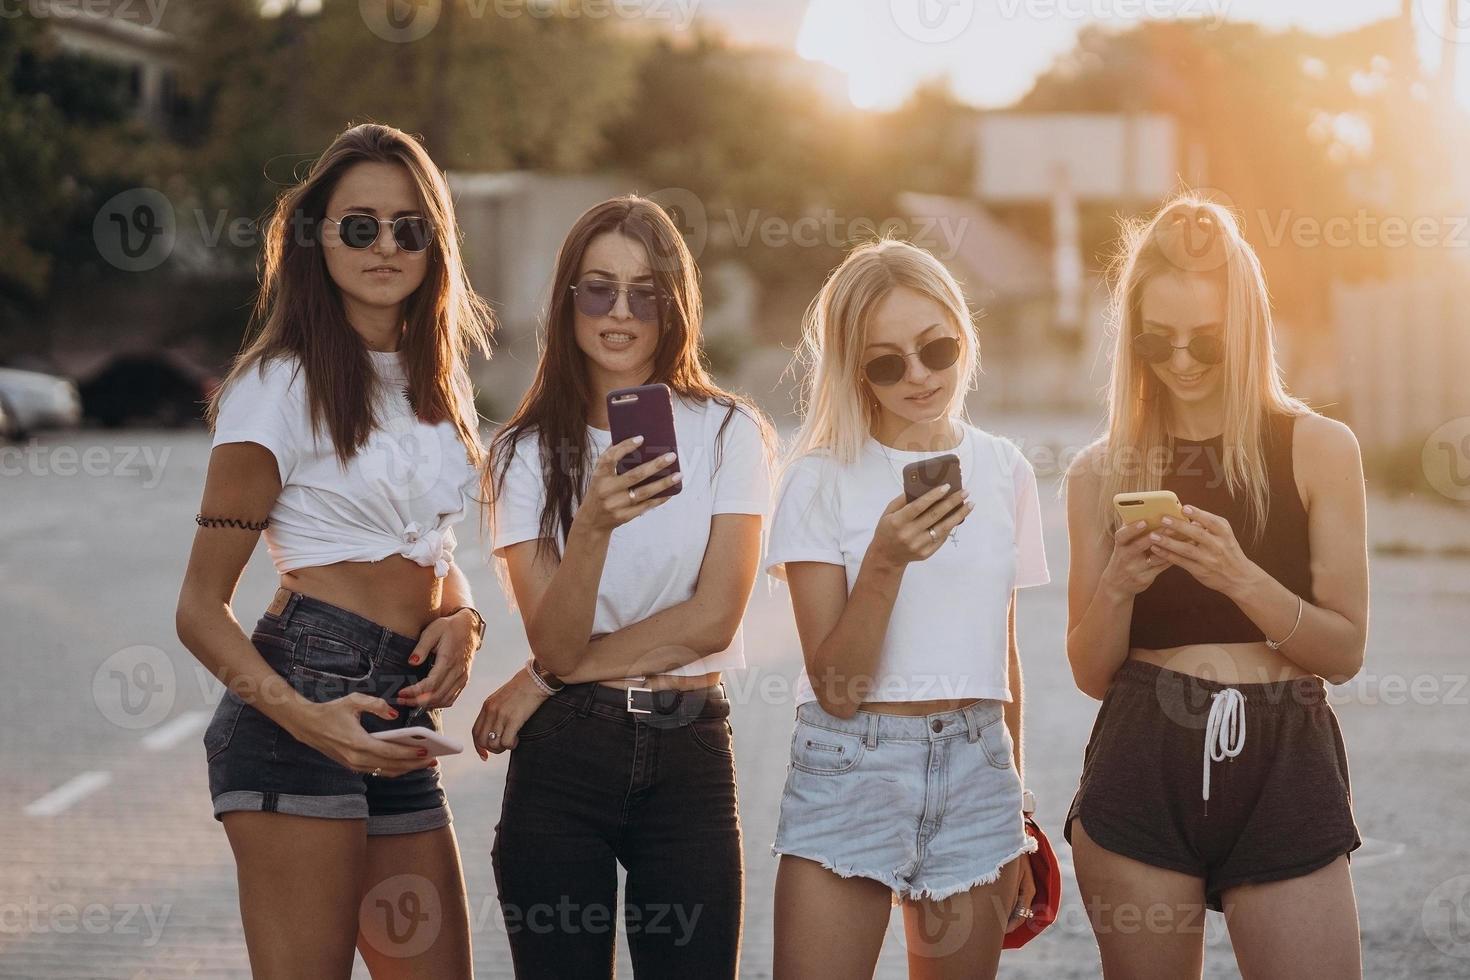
[321, 213, 433, 253]
[1132, 332, 1224, 365]
[569, 278, 662, 323]
[863, 335, 961, 386]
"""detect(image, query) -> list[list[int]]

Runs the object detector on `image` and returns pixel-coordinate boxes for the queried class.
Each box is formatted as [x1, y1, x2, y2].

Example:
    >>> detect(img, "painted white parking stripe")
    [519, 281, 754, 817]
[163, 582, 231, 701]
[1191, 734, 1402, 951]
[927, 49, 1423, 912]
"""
[141, 710, 211, 751]
[24, 771, 113, 817]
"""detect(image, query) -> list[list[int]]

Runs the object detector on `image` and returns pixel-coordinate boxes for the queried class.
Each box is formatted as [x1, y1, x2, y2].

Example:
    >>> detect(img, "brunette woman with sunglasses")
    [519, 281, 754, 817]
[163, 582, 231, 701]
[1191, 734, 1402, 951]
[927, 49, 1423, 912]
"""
[1064, 196, 1367, 977]
[765, 240, 1049, 978]
[176, 124, 492, 978]
[473, 196, 774, 978]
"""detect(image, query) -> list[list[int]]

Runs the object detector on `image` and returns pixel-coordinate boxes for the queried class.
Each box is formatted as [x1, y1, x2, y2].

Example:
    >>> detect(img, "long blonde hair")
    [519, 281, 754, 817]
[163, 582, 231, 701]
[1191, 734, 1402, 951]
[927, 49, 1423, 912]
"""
[784, 239, 981, 472]
[1094, 193, 1307, 541]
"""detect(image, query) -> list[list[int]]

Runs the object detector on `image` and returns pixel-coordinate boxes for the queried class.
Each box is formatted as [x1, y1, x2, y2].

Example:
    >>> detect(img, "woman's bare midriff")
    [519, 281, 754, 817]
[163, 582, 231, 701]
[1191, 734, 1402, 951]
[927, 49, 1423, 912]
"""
[281, 555, 442, 639]
[857, 697, 981, 716]
[1128, 642, 1316, 684]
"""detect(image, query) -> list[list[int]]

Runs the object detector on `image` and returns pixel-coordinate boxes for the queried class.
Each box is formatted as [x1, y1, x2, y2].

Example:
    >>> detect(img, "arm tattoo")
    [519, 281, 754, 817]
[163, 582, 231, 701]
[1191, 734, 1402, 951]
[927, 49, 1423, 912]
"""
[195, 514, 270, 531]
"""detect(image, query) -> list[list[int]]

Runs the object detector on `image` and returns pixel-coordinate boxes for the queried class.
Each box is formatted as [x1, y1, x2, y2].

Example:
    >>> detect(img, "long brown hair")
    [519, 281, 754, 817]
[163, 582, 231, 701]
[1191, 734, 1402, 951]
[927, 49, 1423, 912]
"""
[485, 195, 772, 555]
[207, 122, 493, 466]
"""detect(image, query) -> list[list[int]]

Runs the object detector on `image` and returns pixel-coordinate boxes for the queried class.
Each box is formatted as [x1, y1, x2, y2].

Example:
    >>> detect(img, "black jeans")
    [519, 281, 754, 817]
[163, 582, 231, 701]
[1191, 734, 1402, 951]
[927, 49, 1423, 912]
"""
[491, 681, 743, 978]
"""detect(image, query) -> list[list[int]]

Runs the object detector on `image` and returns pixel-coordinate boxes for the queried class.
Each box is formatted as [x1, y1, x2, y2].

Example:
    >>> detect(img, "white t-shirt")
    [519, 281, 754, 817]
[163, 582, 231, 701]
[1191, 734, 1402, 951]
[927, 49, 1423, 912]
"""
[765, 423, 1050, 705]
[211, 350, 479, 578]
[491, 396, 770, 676]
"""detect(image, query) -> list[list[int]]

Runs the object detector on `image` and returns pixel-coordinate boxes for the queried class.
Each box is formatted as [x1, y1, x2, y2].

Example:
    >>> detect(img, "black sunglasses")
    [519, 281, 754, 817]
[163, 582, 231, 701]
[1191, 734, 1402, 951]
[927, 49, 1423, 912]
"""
[1133, 332, 1224, 365]
[863, 336, 961, 386]
[322, 213, 433, 253]
[570, 278, 662, 323]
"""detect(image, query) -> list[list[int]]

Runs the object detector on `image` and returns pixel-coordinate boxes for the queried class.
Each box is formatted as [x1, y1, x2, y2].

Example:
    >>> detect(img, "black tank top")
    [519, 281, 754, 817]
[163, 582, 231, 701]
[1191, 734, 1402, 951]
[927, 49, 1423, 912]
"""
[1128, 412, 1313, 649]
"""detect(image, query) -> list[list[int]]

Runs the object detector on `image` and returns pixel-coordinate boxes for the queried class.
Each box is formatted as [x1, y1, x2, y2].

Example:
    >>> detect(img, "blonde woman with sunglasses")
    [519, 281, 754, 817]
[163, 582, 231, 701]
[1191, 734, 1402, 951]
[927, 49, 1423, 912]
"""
[766, 240, 1049, 979]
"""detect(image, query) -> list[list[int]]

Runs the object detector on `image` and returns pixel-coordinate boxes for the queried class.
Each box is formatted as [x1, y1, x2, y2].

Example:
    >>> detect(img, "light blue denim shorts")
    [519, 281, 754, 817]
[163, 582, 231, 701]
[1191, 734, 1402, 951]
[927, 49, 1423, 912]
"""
[771, 698, 1036, 902]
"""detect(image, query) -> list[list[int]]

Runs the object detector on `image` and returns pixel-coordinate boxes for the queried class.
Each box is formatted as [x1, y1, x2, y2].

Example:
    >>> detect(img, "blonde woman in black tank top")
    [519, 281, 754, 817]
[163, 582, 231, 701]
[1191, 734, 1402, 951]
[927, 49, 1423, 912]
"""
[1063, 196, 1368, 978]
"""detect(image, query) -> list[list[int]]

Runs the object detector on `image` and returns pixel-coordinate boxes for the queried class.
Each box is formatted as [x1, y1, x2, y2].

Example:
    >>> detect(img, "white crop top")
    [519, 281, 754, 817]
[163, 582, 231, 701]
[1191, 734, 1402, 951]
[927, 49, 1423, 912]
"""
[491, 396, 770, 676]
[211, 350, 479, 579]
[765, 423, 1050, 705]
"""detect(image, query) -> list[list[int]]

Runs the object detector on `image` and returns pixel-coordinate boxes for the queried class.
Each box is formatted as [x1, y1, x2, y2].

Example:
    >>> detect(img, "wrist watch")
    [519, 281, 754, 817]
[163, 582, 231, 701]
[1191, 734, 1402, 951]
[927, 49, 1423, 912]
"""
[448, 605, 486, 649]
[1022, 789, 1037, 817]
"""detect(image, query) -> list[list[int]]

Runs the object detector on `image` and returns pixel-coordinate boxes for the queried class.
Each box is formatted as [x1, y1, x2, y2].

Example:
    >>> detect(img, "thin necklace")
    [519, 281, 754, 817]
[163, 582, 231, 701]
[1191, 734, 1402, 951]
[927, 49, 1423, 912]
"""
[872, 420, 964, 547]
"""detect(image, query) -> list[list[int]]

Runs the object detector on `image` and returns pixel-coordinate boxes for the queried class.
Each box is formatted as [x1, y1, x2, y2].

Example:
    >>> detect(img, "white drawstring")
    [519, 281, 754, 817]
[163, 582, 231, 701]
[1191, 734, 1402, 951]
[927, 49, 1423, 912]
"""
[1202, 688, 1246, 804]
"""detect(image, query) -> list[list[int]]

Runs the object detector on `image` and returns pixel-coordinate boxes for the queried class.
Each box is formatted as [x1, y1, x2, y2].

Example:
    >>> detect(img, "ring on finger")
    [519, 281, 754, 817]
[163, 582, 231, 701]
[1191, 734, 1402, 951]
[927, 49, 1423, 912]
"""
[928, 528, 937, 543]
[488, 731, 498, 740]
[628, 487, 637, 502]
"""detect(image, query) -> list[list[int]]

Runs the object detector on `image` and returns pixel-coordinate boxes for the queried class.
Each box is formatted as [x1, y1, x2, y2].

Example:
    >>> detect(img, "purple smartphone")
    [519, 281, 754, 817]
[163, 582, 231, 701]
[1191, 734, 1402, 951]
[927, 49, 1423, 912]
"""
[607, 383, 681, 499]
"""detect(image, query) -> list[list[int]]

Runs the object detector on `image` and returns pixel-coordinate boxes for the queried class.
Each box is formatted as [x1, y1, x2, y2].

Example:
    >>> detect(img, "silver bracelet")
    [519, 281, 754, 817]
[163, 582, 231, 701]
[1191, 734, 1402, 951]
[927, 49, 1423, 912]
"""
[524, 658, 564, 696]
[1265, 595, 1304, 651]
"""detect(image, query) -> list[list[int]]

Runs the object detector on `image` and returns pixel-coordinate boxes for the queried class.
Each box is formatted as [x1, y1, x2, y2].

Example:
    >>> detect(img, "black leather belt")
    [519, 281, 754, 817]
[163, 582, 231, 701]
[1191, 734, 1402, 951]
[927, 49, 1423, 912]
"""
[577, 682, 730, 726]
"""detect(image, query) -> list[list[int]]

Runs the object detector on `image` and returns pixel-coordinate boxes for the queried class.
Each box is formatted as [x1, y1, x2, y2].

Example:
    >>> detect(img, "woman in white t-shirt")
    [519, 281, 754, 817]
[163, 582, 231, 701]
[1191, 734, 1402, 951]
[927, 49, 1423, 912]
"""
[176, 124, 491, 978]
[470, 196, 773, 977]
[764, 240, 1050, 978]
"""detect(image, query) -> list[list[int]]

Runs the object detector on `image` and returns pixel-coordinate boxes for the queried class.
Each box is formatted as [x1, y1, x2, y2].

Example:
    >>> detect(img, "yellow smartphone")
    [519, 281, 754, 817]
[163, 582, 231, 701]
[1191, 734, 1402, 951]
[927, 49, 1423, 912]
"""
[1112, 490, 1184, 531]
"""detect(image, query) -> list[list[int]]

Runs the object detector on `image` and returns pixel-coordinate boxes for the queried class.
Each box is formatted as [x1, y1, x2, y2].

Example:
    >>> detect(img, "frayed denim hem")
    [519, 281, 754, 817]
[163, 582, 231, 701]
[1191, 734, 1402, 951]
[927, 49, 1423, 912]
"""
[900, 836, 1040, 903]
[771, 845, 910, 900]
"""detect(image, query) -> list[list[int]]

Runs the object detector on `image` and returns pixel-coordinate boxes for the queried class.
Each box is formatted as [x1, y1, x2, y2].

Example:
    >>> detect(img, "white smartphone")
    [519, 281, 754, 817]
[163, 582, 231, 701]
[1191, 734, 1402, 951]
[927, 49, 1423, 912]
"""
[370, 726, 464, 757]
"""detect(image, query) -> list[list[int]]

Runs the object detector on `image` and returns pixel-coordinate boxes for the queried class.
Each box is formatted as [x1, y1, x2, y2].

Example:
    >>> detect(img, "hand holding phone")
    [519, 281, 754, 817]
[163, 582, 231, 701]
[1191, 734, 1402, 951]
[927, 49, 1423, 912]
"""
[1112, 490, 1184, 531]
[607, 384, 681, 500]
[370, 726, 463, 758]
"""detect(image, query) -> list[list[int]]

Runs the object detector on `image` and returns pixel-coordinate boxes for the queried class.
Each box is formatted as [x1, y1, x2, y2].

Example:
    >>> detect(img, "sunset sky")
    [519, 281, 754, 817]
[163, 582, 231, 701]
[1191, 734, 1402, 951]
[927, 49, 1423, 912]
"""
[698, 0, 1467, 110]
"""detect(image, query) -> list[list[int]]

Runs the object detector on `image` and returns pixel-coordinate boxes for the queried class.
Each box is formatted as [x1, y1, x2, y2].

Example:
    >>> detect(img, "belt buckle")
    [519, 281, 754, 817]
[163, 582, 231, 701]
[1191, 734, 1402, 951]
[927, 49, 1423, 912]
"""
[625, 686, 653, 715]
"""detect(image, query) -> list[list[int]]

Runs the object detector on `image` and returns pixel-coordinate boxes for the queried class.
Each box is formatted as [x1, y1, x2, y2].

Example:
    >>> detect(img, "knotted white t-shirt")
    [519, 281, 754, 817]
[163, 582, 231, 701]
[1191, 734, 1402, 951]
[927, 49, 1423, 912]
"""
[211, 350, 479, 579]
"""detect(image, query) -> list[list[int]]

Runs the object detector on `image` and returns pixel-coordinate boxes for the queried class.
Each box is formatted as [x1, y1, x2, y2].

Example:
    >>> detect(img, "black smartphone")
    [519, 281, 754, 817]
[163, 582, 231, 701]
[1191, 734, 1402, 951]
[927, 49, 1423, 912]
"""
[903, 453, 962, 504]
[607, 383, 681, 499]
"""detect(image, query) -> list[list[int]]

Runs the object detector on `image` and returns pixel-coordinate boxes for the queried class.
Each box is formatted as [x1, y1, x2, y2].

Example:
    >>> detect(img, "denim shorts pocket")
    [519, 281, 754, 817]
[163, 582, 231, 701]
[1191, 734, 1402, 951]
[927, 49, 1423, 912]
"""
[294, 633, 375, 683]
[790, 723, 865, 775]
[203, 691, 245, 762]
[513, 698, 577, 744]
[689, 717, 734, 758]
[978, 717, 1014, 770]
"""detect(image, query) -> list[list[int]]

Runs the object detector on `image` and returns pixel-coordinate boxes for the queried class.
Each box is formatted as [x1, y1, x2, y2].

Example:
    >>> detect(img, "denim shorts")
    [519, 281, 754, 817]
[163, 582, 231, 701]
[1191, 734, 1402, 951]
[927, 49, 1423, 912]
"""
[204, 590, 452, 835]
[771, 699, 1035, 903]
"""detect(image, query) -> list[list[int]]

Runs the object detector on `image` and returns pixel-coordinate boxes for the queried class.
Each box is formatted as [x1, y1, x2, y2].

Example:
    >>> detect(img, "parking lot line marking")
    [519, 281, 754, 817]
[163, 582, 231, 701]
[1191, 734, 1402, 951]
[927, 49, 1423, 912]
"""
[24, 771, 113, 817]
[141, 709, 211, 751]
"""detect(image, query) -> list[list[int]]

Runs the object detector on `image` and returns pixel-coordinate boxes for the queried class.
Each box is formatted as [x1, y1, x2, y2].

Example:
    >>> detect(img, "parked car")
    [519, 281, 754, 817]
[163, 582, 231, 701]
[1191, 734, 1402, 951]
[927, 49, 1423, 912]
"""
[79, 352, 221, 429]
[0, 367, 83, 438]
